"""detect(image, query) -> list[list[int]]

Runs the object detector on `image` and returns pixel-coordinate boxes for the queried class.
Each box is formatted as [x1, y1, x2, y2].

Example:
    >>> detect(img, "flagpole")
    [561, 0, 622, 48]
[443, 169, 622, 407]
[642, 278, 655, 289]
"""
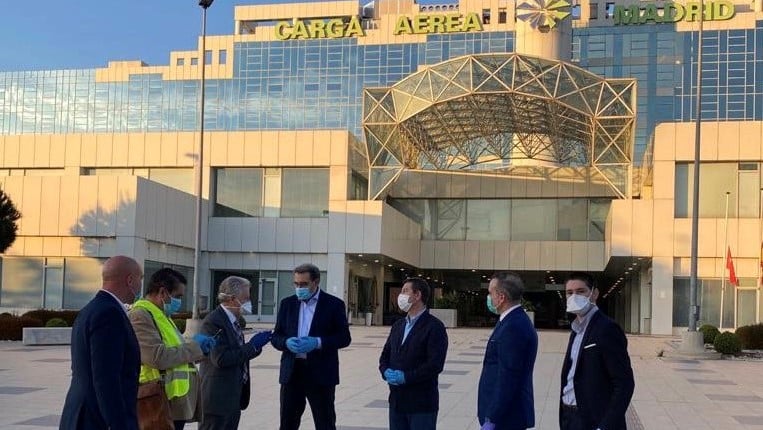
[721, 191, 730, 329]
[758, 188, 762, 324]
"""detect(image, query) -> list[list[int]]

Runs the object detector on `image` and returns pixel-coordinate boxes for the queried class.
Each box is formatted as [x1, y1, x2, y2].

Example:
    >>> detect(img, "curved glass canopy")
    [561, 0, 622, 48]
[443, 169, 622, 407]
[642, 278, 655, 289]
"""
[362, 53, 637, 199]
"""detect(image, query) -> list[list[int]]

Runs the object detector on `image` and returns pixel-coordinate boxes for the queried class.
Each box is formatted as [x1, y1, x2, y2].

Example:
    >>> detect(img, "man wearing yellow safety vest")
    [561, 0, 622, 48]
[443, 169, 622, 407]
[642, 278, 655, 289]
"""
[129, 268, 218, 430]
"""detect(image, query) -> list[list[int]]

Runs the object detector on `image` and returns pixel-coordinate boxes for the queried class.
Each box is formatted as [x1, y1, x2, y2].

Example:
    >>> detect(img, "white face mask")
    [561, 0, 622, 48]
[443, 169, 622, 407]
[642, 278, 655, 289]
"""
[566, 293, 593, 315]
[240, 300, 253, 315]
[397, 293, 413, 313]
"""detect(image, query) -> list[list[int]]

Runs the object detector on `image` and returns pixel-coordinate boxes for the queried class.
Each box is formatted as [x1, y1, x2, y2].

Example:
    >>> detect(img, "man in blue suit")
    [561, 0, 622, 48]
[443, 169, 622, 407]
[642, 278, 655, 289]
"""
[559, 272, 634, 430]
[379, 277, 448, 430]
[271, 263, 352, 430]
[477, 272, 538, 430]
[60, 255, 144, 430]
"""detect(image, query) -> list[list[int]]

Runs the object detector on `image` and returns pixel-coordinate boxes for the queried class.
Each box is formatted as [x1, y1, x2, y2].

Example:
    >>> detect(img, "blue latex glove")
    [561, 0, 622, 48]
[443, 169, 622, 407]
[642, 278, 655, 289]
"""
[387, 370, 405, 385]
[480, 422, 495, 430]
[286, 337, 302, 353]
[248, 330, 273, 350]
[294, 336, 319, 354]
[383, 368, 396, 384]
[192, 334, 216, 354]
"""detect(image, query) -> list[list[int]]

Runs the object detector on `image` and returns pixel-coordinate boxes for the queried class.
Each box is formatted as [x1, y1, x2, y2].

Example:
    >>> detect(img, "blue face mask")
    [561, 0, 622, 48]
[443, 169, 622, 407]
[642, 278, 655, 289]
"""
[486, 295, 499, 315]
[163, 297, 183, 315]
[295, 287, 313, 301]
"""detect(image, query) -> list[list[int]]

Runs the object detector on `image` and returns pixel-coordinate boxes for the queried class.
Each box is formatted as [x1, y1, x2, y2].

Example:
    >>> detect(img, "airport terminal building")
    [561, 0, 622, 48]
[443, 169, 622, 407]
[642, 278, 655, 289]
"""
[2, 0, 763, 335]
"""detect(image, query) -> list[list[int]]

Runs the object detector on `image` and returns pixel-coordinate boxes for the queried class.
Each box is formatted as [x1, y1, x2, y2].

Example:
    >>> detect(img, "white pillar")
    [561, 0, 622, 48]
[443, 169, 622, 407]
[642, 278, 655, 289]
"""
[651, 256, 674, 335]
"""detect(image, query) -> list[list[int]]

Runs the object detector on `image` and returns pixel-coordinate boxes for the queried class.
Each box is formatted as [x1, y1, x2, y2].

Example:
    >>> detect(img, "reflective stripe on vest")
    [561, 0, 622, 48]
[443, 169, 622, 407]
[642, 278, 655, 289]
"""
[133, 299, 195, 400]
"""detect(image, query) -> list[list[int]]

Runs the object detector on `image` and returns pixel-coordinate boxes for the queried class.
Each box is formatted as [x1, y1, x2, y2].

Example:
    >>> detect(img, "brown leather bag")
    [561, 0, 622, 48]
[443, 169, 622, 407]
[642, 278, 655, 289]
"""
[137, 381, 174, 430]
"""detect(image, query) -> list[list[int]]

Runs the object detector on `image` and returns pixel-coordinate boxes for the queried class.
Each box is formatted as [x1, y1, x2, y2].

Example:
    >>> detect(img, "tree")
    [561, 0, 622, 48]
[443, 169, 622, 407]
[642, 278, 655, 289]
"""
[0, 189, 22, 253]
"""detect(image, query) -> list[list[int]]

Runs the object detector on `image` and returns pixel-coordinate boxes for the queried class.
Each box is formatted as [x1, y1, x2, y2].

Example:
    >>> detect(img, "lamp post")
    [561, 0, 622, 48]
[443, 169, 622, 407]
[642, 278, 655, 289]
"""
[681, 0, 705, 354]
[189, 0, 214, 331]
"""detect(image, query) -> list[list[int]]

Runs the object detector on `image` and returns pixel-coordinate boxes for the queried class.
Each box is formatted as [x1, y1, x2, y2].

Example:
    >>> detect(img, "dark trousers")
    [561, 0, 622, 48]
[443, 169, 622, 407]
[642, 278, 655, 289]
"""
[280, 360, 336, 430]
[199, 412, 241, 430]
[389, 409, 437, 430]
[560, 405, 593, 430]
[174, 421, 186, 430]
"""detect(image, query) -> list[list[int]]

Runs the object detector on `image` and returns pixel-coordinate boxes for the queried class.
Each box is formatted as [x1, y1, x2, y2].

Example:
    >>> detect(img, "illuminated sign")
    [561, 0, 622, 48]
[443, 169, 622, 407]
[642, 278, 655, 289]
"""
[614, 0, 735, 25]
[393, 13, 483, 35]
[275, 16, 365, 40]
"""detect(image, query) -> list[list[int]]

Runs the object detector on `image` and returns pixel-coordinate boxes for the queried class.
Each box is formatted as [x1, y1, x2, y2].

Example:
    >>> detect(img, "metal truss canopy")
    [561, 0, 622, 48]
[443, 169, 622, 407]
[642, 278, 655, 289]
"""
[362, 53, 637, 199]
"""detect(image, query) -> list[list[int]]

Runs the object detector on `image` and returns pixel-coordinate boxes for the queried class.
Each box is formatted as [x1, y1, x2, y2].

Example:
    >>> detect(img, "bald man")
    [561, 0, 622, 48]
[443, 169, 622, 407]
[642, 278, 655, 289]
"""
[60, 255, 144, 430]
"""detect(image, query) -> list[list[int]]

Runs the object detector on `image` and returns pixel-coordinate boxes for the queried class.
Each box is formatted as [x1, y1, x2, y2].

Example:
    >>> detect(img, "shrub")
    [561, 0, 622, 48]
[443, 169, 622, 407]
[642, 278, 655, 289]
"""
[45, 318, 68, 328]
[713, 331, 742, 355]
[0, 315, 44, 341]
[699, 324, 720, 344]
[736, 323, 763, 350]
[21, 309, 79, 326]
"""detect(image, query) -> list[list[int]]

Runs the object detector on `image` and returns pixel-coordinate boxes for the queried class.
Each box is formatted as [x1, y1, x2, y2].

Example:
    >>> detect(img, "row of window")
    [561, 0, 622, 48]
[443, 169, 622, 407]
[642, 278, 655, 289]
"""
[389, 198, 611, 242]
[674, 162, 762, 218]
[176, 50, 227, 67]
[673, 277, 761, 328]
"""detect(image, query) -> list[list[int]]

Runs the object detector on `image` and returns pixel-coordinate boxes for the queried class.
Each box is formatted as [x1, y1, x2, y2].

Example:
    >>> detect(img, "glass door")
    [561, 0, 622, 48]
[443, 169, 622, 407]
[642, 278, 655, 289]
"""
[736, 288, 758, 328]
[256, 278, 277, 323]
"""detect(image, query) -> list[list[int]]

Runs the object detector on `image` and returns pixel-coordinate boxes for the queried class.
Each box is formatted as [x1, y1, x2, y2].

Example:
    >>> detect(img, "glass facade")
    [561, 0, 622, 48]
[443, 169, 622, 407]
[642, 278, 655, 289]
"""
[674, 162, 761, 218]
[389, 198, 610, 241]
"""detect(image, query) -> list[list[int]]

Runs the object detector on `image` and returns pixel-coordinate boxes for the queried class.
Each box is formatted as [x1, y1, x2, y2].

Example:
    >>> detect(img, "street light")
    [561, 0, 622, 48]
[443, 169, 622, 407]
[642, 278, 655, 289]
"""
[681, 0, 705, 354]
[190, 0, 214, 330]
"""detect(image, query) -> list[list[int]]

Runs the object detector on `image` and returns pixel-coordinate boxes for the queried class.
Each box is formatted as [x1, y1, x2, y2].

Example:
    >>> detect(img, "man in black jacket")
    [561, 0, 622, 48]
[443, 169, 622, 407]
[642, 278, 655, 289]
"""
[560, 272, 635, 430]
[379, 277, 448, 430]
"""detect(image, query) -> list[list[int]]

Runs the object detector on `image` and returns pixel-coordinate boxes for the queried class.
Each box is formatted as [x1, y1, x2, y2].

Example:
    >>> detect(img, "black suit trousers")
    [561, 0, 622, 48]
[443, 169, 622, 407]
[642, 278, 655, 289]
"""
[280, 359, 336, 430]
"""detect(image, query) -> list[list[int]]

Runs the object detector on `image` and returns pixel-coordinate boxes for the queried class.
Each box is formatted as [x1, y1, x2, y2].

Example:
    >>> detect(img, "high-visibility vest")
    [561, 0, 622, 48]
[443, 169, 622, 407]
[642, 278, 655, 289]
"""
[133, 299, 196, 400]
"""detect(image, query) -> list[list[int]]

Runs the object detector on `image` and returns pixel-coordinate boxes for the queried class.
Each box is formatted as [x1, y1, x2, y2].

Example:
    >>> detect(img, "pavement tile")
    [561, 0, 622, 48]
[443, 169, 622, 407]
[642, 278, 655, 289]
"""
[734, 416, 763, 426]
[707, 394, 763, 402]
[13, 415, 60, 427]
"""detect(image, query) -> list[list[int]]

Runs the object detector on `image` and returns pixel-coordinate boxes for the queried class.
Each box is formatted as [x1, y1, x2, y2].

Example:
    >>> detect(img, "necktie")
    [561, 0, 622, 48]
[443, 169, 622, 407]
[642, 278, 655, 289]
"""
[233, 321, 248, 383]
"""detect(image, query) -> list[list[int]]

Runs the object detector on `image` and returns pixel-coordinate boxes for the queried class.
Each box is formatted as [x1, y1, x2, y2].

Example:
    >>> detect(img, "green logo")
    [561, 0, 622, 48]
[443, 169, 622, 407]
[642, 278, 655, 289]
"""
[516, 0, 571, 30]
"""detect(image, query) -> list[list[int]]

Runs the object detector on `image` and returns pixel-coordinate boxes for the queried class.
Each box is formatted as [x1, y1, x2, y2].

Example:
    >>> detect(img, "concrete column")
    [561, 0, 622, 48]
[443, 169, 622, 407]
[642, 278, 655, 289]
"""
[326, 252, 348, 302]
[639, 265, 653, 334]
[651, 256, 674, 335]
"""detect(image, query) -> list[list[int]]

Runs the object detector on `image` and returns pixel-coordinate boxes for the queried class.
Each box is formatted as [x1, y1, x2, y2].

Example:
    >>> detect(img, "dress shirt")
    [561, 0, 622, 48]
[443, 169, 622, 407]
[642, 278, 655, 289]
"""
[100, 289, 128, 314]
[297, 288, 322, 358]
[561, 306, 599, 406]
[401, 307, 426, 344]
[500, 304, 522, 321]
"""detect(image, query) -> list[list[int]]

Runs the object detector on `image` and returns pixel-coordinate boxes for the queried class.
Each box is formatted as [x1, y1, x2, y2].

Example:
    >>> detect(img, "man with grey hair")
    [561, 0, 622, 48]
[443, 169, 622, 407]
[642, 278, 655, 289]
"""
[477, 272, 538, 430]
[199, 276, 273, 429]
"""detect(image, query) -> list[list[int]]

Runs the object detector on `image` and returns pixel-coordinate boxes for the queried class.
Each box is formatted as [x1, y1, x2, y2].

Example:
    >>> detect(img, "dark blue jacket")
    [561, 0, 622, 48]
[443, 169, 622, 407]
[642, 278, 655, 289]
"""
[477, 307, 538, 430]
[60, 291, 141, 430]
[271, 290, 351, 386]
[559, 310, 635, 430]
[378, 310, 448, 414]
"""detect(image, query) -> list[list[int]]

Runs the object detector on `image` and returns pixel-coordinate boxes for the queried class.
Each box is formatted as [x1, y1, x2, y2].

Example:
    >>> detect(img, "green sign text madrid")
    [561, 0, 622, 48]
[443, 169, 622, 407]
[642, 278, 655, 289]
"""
[614, 0, 735, 25]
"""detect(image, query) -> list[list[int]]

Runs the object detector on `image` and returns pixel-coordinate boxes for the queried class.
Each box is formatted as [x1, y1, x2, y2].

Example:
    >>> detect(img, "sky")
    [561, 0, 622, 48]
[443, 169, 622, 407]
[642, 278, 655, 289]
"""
[0, 0, 445, 72]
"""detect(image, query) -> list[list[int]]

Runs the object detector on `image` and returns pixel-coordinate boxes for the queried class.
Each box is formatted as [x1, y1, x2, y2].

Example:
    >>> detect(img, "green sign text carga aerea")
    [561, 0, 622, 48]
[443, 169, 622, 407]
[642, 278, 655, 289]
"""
[614, 0, 735, 25]
[394, 13, 483, 35]
[275, 16, 365, 40]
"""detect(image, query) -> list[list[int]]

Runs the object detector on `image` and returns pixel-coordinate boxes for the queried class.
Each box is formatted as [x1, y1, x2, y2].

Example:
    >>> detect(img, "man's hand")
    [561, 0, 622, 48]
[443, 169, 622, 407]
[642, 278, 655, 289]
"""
[286, 337, 302, 353]
[293, 336, 320, 354]
[384, 369, 405, 385]
[383, 368, 397, 384]
[192, 334, 217, 354]
[248, 330, 273, 350]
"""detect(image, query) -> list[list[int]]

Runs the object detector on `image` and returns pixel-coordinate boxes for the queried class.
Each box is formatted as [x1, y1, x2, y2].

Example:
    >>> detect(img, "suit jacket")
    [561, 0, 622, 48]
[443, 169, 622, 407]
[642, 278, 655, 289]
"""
[60, 291, 141, 430]
[198, 306, 261, 416]
[128, 306, 205, 421]
[477, 307, 538, 430]
[378, 310, 448, 414]
[559, 310, 635, 430]
[271, 290, 351, 386]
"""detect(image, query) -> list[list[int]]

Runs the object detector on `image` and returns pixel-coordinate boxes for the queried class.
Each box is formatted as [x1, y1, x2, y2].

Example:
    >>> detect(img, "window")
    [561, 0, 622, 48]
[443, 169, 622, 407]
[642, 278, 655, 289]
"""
[176, 58, 185, 66]
[64, 258, 105, 309]
[511, 200, 557, 241]
[349, 171, 368, 200]
[190, 57, 199, 66]
[605, 2, 615, 18]
[214, 168, 264, 217]
[674, 163, 759, 218]
[466, 200, 510, 240]
[498, 8, 507, 24]
[0, 257, 44, 308]
[557, 199, 588, 240]
[204, 50, 213, 65]
[590, 2, 599, 19]
[280, 168, 329, 217]
[482, 9, 491, 24]
[572, 4, 582, 19]
[219, 49, 227, 65]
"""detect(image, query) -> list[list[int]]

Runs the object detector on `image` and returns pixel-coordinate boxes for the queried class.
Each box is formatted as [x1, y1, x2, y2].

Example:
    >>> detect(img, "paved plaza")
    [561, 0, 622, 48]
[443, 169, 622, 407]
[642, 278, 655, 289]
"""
[1, 326, 762, 429]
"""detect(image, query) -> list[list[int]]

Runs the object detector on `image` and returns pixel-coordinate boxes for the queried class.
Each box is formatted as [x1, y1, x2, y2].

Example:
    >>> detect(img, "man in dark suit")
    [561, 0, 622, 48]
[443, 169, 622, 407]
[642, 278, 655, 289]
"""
[199, 276, 273, 430]
[477, 272, 538, 430]
[271, 263, 352, 430]
[60, 255, 144, 430]
[379, 277, 448, 430]
[559, 272, 634, 430]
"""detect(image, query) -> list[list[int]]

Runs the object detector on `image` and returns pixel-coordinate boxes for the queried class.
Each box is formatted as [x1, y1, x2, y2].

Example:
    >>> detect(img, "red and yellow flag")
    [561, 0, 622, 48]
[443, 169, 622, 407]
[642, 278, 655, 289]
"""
[726, 246, 739, 287]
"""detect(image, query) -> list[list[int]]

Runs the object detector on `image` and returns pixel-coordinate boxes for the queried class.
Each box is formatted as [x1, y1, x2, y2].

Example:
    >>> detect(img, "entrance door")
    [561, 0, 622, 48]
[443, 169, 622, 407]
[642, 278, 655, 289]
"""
[255, 278, 277, 323]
